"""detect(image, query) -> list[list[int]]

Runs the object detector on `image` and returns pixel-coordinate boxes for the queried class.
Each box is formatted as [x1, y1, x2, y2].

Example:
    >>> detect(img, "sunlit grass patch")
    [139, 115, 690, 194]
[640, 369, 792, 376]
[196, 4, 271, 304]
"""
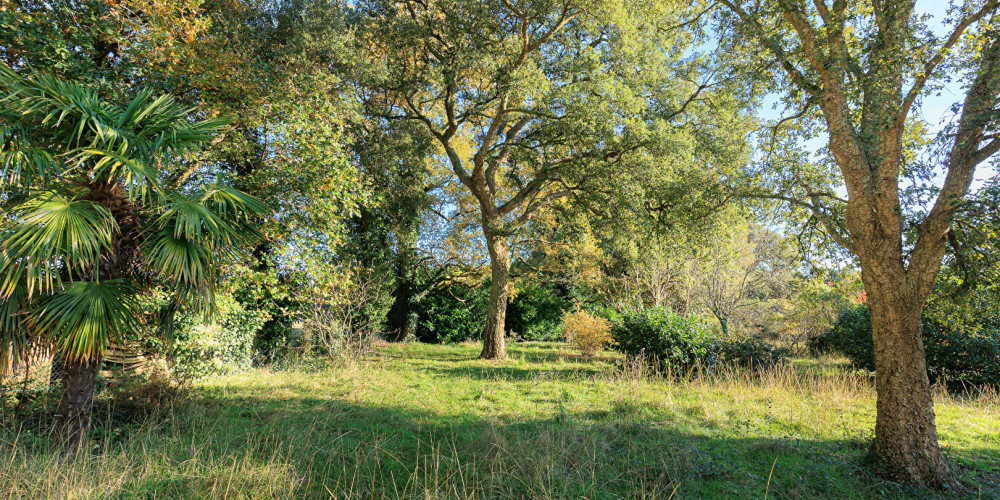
[2, 341, 997, 498]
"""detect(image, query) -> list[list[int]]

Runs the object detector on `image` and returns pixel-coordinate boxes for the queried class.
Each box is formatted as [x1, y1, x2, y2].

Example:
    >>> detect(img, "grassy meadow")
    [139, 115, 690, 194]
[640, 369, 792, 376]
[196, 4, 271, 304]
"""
[2, 342, 999, 499]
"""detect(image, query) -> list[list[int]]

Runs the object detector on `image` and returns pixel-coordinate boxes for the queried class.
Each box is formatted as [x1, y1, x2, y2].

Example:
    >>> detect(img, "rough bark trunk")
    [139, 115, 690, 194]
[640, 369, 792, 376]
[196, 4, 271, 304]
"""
[53, 354, 102, 452]
[386, 280, 416, 341]
[481, 234, 511, 360]
[864, 278, 958, 489]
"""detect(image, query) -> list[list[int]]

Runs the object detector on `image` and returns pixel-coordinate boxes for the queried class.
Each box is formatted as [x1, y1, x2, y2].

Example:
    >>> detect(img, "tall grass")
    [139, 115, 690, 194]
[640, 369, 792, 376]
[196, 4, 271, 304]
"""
[1, 343, 997, 499]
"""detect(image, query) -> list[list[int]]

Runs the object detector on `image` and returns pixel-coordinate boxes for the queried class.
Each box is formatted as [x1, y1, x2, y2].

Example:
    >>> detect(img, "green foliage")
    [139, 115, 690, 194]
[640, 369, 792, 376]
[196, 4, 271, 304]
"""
[925, 176, 1000, 332]
[608, 307, 717, 373]
[506, 281, 572, 341]
[230, 269, 297, 359]
[715, 336, 790, 370]
[807, 306, 875, 370]
[607, 306, 790, 372]
[168, 295, 270, 381]
[809, 306, 1000, 386]
[0, 67, 267, 377]
[415, 282, 490, 344]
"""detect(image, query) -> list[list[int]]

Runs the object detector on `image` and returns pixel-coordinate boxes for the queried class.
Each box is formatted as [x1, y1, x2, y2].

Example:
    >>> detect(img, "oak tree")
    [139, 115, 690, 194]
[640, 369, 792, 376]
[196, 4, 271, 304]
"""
[719, 0, 1000, 487]
[357, 0, 746, 359]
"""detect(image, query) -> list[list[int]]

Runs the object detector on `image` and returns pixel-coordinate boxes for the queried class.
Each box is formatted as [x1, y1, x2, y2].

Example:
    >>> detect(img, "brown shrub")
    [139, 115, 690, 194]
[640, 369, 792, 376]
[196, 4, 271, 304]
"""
[562, 310, 611, 357]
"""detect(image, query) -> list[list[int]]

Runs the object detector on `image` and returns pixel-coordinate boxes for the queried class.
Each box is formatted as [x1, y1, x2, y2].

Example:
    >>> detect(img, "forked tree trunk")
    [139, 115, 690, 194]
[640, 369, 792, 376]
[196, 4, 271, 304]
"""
[481, 232, 511, 360]
[53, 354, 102, 452]
[864, 275, 957, 488]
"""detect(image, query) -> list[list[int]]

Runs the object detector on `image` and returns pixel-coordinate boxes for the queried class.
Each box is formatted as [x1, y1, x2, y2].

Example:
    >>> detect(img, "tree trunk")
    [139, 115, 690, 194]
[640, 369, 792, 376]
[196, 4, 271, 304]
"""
[53, 354, 102, 452]
[387, 230, 419, 341]
[481, 234, 511, 360]
[863, 275, 959, 489]
[715, 314, 729, 337]
[386, 279, 416, 341]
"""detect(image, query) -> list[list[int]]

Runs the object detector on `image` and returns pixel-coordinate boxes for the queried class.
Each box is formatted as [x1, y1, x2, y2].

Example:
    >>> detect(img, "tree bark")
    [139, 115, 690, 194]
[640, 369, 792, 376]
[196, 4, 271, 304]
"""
[862, 269, 958, 489]
[387, 252, 417, 342]
[481, 230, 511, 360]
[53, 354, 102, 452]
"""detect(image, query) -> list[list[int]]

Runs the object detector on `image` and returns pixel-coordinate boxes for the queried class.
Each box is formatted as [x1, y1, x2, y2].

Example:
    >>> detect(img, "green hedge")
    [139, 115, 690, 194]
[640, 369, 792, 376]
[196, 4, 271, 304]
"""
[415, 282, 489, 343]
[607, 307, 717, 372]
[506, 282, 572, 341]
[606, 307, 789, 374]
[808, 305, 1000, 386]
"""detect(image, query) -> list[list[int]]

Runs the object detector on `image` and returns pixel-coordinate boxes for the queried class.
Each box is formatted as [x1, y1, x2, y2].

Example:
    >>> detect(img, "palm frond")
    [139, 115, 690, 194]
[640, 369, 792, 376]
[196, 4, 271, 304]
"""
[0, 126, 64, 188]
[73, 146, 162, 200]
[29, 280, 137, 362]
[0, 262, 34, 376]
[0, 63, 229, 195]
[1, 192, 117, 298]
[158, 186, 269, 250]
[201, 184, 271, 220]
[144, 228, 216, 288]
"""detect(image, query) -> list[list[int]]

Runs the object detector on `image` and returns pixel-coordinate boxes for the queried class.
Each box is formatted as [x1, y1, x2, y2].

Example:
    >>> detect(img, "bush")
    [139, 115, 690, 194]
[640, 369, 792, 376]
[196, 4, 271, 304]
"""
[807, 306, 874, 368]
[416, 281, 490, 343]
[808, 305, 1000, 386]
[300, 270, 390, 360]
[716, 336, 790, 370]
[506, 281, 572, 341]
[562, 310, 610, 356]
[608, 307, 717, 373]
[170, 295, 270, 381]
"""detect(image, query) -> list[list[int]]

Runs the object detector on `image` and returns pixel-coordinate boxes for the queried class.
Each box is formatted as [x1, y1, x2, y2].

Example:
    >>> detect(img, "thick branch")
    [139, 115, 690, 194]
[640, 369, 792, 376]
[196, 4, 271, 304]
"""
[898, 1, 1000, 127]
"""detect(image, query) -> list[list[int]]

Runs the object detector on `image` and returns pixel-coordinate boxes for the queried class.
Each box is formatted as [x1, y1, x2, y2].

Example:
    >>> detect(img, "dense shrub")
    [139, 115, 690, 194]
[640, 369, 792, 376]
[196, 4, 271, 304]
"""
[415, 282, 490, 343]
[169, 296, 270, 381]
[608, 307, 717, 373]
[807, 305, 875, 368]
[716, 336, 790, 370]
[563, 310, 610, 356]
[506, 281, 572, 341]
[808, 305, 1000, 386]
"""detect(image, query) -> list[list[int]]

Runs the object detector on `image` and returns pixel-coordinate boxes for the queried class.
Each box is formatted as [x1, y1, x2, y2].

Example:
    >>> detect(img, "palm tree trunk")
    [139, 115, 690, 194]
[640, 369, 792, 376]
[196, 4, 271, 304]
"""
[53, 354, 102, 452]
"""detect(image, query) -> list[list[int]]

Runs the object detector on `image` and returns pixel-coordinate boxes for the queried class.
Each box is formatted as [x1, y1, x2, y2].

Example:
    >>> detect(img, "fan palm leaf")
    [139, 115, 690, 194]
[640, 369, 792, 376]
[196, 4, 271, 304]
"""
[0, 63, 228, 197]
[29, 280, 138, 362]
[1, 192, 116, 298]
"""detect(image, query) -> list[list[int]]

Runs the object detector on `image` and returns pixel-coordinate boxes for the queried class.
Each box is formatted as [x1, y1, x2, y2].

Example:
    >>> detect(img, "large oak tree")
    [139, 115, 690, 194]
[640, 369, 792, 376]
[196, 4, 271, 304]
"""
[719, 0, 1000, 488]
[357, 0, 746, 359]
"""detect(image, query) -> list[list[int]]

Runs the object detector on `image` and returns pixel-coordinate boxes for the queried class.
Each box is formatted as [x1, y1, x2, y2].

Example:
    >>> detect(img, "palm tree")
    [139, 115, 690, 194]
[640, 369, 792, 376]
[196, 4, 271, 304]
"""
[0, 65, 268, 449]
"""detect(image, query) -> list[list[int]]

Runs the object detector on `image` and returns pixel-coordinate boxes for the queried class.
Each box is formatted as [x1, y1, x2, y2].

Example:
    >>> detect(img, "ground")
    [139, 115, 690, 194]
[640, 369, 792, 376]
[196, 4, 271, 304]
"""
[2, 342, 998, 499]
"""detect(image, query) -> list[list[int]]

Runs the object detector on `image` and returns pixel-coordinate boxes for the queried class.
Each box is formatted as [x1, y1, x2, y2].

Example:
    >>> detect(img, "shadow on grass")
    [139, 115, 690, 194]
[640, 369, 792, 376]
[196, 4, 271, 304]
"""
[5, 342, 996, 499]
[76, 387, 996, 500]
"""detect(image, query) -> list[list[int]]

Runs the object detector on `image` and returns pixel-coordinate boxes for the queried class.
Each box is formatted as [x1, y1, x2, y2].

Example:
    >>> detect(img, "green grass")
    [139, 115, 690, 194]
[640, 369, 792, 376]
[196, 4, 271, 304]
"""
[2, 342, 999, 499]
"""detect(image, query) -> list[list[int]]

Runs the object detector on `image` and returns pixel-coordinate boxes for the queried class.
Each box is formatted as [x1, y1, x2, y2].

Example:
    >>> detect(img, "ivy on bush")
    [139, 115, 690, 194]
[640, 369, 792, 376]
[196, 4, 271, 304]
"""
[169, 296, 270, 381]
[415, 282, 489, 343]
[808, 305, 1000, 386]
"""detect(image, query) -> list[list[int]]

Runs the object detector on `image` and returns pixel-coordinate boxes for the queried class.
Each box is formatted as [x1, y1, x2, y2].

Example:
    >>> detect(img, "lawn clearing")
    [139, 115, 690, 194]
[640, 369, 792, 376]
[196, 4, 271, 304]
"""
[2, 342, 998, 499]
